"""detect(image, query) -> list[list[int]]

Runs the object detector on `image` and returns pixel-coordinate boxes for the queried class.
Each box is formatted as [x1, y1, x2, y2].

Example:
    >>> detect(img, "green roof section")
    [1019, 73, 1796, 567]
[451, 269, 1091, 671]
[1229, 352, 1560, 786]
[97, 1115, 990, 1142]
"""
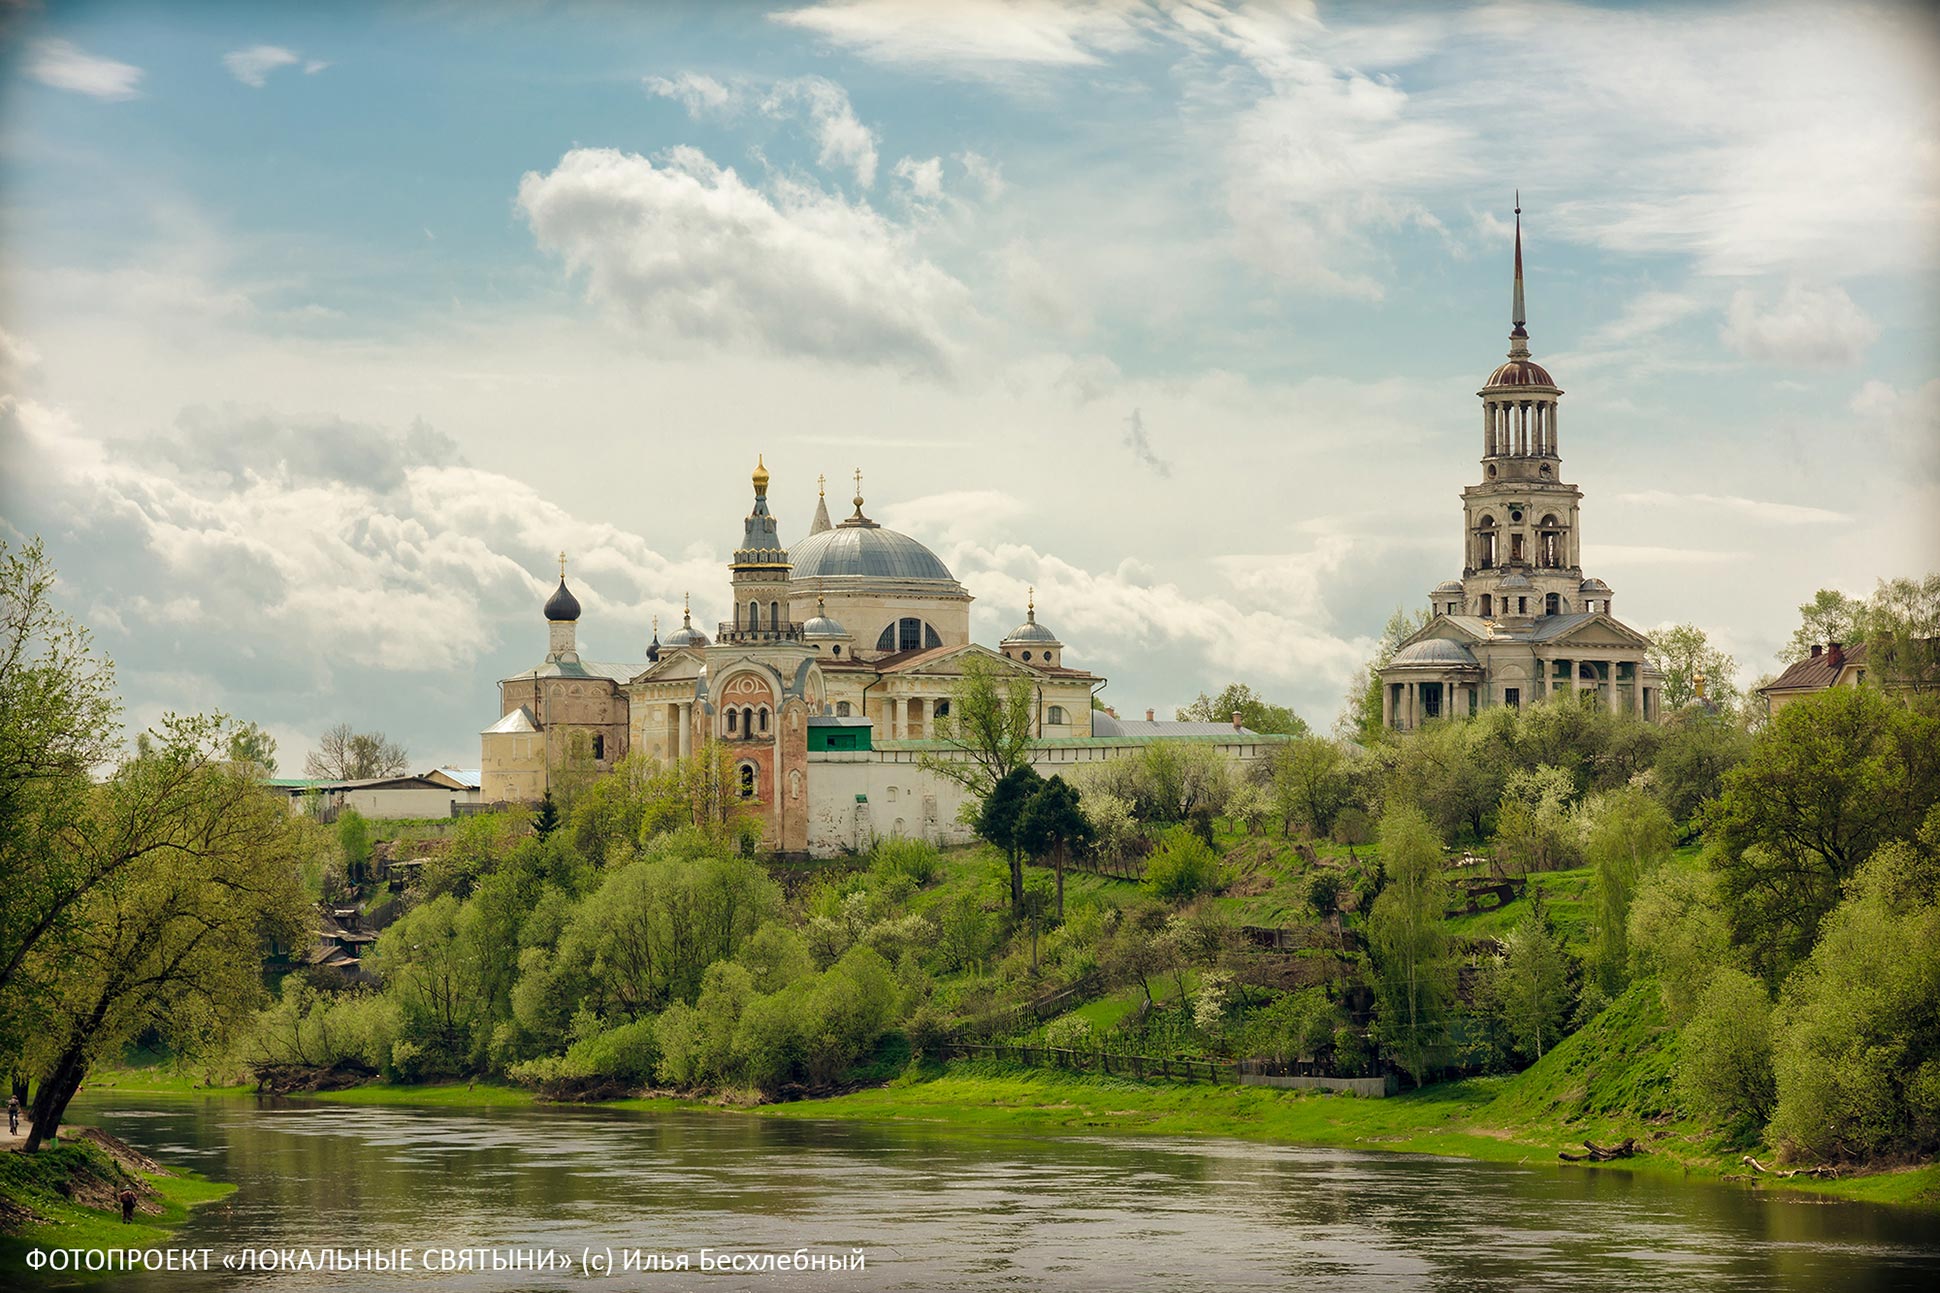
[873, 733, 1296, 752]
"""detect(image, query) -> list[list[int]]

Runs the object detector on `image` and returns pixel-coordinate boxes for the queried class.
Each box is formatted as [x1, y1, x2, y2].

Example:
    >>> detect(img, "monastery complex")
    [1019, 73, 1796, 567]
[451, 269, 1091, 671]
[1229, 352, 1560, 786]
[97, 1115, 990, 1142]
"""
[482, 207, 1661, 854]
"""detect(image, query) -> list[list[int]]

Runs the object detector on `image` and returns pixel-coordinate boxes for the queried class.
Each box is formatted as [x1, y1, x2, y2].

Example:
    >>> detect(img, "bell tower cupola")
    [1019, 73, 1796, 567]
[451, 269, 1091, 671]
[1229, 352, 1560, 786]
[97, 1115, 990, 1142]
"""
[728, 455, 795, 641]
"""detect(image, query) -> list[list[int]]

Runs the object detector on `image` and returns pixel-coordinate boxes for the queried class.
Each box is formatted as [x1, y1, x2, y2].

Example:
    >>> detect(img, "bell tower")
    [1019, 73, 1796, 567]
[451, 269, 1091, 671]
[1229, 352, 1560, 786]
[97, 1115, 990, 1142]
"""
[728, 455, 794, 641]
[1459, 200, 1591, 621]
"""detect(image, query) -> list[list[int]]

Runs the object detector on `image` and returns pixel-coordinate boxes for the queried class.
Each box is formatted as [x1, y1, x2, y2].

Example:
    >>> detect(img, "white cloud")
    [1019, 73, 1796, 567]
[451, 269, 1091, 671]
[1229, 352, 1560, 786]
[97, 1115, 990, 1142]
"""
[958, 151, 1007, 201]
[1586, 291, 1705, 349]
[517, 146, 970, 373]
[765, 77, 879, 188]
[224, 45, 301, 87]
[1614, 490, 1847, 526]
[1720, 283, 1879, 368]
[771, 0, 1154, 75]
[27, 39, 142, 101]
[0, 329, 42, 390]
[650, 72, 879, 188]
[645, 71, 735, 116]
[304, 60, 330, 75]
[893, 155, 944, 202]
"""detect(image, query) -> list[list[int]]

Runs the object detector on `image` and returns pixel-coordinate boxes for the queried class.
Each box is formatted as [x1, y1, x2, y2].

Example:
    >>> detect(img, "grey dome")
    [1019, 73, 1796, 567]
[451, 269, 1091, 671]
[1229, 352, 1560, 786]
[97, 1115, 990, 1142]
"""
[544, 579, 581, 622]
[803, 611, 848, 638]
[1005, 619, 1060, 644]
[1579, 577, 1612, 593]
[1431, 579, 1465, 594]
[1390, 639, 1479, 668]
[665, 622, 709, 648]
[791, 524, 954, 581]
[1497, 571, 1533, 589]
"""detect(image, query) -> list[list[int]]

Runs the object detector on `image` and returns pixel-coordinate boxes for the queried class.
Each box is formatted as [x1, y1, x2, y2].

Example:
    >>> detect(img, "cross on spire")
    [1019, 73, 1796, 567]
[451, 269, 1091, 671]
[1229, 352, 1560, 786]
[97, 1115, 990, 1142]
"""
[558, 550, 567, 580]
[851, 467, 866, 518]
[1511, 192, 1527, 338]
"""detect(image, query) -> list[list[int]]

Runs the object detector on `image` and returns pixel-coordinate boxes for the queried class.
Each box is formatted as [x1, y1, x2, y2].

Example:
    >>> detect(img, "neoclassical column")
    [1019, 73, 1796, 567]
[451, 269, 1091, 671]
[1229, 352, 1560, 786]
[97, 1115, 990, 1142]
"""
[677, 701, 692, 759]
[1606, 661, 1621, 712]
[891, 695, 905, 740]
[1382, 680, 1393, 730]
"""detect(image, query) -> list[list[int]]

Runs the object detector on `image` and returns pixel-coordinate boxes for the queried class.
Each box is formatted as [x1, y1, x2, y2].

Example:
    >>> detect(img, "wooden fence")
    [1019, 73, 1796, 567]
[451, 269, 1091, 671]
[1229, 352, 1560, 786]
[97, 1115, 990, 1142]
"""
[953, 973, 1105, 1041]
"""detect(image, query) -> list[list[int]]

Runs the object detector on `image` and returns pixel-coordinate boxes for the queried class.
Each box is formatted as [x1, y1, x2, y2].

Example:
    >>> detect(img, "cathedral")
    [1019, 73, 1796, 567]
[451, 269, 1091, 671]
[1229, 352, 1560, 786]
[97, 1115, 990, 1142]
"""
[482, 467, 1279, 854]
[1381, 207, 1660, 728]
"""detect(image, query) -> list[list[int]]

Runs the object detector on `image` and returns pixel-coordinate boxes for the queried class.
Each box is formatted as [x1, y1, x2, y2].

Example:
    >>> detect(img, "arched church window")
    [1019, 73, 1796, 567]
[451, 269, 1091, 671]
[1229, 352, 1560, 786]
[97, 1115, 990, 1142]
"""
[592, 734, 605, 761]
[1545, 593, 1560, 616]
[743, 706, 756, 735]
[1510, 533, 1525, 563]
[832, 645, 841, 657]
[726, 709, 739, 735]
[1482, 593, 1493, 617]
[758, 707, 769, 734]
[1047, 705, 1067, 725]
[925, 624, 943, 649]
[1477, 516, 1497, 569]
[738, 763, 756, 799]
[770, 601, 779, 630]
[748, 601, 761, 631]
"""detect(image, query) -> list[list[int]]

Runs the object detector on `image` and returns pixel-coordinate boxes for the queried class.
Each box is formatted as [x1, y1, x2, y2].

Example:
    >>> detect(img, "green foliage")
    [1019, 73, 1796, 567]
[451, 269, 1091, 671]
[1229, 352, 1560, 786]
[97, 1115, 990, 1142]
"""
[1266, 737, 1354, 839]
[1584, 787, 1676, 994]
[1477, 902, 1575, 1063]
[1141, 828, 1221, 901]
[1177, 682, 1309, 736]
[1241, 987, 1339, 1063]
[1078, 740, 1232, 828]
[1651, 712, 1751, 832]
[869, 837, 944, 887]
[226, 719, 278, 776]
[922, 654, 1037, 800]
[508, 1016, 661, 1094]
[1491, 764, 1582, 872]
[1343, 605, 1430, 743]
[976, 764, 1042, 912]
[1367, 807, 1455, 1085]
[336, 809, 373, 885]
[1626, 862, 1734, 1024]
[1675, 968, 1775, 1133]
[1078, 789, 1139, 862]
[533, 792, 560, 840]
[1768, 825, 1940, 1161]
[1708, 684, 1940, 980]
[1646, 622, 1741, 712]
[1783, 586, 1870, 661]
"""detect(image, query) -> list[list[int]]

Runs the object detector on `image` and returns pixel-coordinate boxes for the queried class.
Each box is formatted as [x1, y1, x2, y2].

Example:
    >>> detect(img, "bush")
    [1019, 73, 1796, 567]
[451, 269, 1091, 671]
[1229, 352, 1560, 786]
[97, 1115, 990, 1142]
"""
[508, 1016, 660, 1094]
[1043, 1015, 1094, 1051]
[1142, 828, 1222, 901]
[870, 837, 943, 887]
[1675, 968, 1775, 1132]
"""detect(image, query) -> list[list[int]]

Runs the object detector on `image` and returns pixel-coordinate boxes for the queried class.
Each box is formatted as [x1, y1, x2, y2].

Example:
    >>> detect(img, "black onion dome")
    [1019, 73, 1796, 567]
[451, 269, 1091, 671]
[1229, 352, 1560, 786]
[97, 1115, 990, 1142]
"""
[544, 578, 582, 622]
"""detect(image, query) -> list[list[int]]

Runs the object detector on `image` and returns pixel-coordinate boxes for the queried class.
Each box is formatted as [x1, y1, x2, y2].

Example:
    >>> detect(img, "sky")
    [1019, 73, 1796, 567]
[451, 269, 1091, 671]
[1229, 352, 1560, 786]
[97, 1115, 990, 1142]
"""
[1, 0, 1936, 771]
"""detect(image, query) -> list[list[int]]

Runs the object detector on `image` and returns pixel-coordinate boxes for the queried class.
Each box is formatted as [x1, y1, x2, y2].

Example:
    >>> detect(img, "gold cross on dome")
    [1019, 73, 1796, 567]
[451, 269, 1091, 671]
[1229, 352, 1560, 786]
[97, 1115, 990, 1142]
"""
[558, 550, 567, 580]
[818, 472, 826, 497]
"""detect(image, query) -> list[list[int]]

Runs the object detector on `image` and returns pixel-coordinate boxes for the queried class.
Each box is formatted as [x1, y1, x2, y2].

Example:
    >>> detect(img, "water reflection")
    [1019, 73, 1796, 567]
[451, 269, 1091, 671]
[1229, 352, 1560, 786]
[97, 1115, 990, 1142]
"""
[33, 1094, 1938, 1292]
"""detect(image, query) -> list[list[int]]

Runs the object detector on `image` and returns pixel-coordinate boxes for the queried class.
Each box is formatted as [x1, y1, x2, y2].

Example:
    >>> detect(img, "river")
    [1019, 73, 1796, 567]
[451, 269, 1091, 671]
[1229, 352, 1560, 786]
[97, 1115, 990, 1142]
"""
[27, 1093, 1940, 1291]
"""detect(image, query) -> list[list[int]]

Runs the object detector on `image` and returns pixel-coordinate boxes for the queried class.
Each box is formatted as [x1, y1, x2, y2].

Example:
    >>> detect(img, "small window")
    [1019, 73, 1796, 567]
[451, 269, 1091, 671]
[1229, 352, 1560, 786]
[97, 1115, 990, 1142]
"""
[758, 707, 769, 733]
[832, 645, 841, 656]
[1022, 650, 1032, 661]
[1481, 593, 1493, 617]
[1047, 705, 1067, 725]
[592, 734, 605, 761]
[1518, 597, 1528, 614]
[1505, 687, 1520, 710]
[738, 764, 755, 799]
[748, 600, 761, 630]
[726, 709, 739, 735]
[836, 701, 852, 717]
[1544, 593, 1559, 615]
[935, 700, 950, 718]
[770, 600, 779, 630]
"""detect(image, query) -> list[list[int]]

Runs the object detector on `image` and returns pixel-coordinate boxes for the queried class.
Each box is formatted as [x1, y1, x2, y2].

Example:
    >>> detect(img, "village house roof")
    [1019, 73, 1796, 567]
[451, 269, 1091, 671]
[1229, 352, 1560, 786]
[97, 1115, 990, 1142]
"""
[1763, 642, 1869, 694]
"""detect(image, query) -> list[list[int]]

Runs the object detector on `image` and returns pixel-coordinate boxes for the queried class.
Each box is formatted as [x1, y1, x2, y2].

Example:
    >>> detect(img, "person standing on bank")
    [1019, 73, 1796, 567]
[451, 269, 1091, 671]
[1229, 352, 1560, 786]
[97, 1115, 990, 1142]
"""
[119, 1187, 137, 1223]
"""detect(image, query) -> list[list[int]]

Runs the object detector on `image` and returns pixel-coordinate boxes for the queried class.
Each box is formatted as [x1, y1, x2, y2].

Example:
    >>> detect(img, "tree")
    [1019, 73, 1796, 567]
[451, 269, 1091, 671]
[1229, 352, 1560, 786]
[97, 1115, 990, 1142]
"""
[1646, 623, 1741, 712]
[0, 539, 121, 1019]
[1015, 775, 1094, 919]
[1783, 587, 1869, 662]
[975, 765, 1042, 914]
[1480, 901, 1574, 1063]
[226, 720, 279, 776]
[21, 731, 314, 1149]
[1708, 685, 1940, 981]
[1367, 807, 1455, 1085]
[1584, 787, 1675, 994]
[1651, 711, 1752, 834]
[1676, 968, 1776, 1134]
[1626, 863, 1734, 1024]
[304, 722, 409, 780]
[1177, 683, 1309, 736]
[1864, 572, 1940, 693]
[922, 654, 1036, 801]
[1268, 737, 1353, 839]
[1341, 606, 1431, 743]
[1492, 765, 1581, 873]
[337, 808, 373, 886]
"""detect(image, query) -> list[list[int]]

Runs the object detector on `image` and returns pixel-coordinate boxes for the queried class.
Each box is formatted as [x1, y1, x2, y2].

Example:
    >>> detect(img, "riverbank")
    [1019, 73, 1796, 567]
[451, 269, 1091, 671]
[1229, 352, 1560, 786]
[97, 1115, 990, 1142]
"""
[0, 1129, 234, 1252]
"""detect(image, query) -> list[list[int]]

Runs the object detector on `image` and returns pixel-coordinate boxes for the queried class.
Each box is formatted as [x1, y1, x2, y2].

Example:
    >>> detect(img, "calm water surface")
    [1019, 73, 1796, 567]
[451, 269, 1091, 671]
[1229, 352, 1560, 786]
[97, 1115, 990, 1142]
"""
[26, 1093, 1940, 1291]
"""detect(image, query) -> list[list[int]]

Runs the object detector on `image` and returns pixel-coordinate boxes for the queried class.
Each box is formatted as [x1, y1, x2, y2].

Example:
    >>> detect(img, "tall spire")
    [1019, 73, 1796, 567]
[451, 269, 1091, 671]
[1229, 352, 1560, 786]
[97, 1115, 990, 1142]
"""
[1510, 192, 1527, 341]
[808, 471, 833, 534]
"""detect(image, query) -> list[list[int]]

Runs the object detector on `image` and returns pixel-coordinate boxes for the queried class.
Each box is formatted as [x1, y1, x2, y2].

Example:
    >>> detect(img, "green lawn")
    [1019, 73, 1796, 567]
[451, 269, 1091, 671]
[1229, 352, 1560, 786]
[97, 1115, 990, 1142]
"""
[0, 1141, 235, 1252]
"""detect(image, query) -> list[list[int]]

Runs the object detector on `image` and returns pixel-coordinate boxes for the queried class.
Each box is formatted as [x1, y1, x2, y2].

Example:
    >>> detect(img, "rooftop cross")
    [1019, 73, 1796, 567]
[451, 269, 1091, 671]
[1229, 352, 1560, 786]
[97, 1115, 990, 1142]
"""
[557, 550, 567, 580]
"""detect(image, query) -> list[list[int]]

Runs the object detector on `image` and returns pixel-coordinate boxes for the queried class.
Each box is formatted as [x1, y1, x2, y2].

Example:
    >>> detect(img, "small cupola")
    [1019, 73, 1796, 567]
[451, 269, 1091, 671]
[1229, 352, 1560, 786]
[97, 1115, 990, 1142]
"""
[1001, 588, 1063, 666]
[544, 551, 582, 663]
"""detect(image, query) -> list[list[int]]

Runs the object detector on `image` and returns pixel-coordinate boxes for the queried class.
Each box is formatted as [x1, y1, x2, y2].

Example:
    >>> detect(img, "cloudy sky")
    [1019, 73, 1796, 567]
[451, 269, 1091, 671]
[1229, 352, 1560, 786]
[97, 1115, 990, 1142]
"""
[2, 0, 1936, 770]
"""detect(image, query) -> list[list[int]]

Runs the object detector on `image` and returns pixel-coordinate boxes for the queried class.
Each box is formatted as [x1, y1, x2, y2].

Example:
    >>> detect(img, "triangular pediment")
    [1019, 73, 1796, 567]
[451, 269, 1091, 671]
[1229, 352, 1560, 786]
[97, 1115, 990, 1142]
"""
[628, 647, 706, 685]
[1535, 612, 1651, 650]
[1398, 615, 1488, 651]
[882, 641, 1044, 678]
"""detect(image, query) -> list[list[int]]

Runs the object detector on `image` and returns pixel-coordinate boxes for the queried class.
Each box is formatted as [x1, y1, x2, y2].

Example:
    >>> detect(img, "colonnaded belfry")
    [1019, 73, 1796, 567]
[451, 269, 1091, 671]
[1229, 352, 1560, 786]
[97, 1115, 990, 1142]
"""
[1380, 199, 1661, 729]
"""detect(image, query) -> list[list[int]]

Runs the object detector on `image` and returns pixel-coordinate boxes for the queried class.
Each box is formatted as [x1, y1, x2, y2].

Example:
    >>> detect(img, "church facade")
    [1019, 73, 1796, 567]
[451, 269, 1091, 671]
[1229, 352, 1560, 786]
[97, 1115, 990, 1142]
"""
[1381, 209, 1660, 728]
[482, 465, 1280, 855]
